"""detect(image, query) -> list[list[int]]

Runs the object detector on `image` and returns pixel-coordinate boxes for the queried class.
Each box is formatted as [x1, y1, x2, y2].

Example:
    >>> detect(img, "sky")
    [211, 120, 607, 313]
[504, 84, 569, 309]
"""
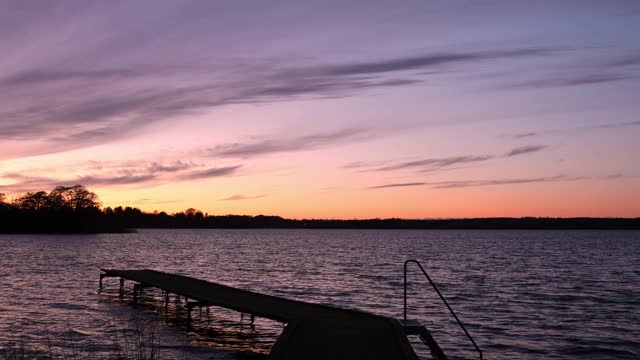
[1, 0, 639, 218]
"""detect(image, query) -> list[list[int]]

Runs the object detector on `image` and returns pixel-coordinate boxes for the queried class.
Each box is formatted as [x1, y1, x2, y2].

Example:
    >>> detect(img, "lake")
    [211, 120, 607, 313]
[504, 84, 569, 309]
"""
[0, 229, 638, 359]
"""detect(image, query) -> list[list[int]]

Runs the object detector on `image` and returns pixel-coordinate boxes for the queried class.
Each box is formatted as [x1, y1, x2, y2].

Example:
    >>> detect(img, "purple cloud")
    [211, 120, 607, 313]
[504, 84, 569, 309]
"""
[209, 128, 370, 158]
[505, 145, 547, 157]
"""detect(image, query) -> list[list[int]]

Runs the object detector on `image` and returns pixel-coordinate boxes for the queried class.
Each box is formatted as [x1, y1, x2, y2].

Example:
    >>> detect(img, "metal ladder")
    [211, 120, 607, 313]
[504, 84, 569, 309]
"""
[402, 259, 483, 360]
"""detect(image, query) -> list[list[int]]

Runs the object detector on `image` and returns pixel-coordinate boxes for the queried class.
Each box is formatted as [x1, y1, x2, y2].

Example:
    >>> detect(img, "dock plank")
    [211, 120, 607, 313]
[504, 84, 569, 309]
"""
[101, 269, 419, 360]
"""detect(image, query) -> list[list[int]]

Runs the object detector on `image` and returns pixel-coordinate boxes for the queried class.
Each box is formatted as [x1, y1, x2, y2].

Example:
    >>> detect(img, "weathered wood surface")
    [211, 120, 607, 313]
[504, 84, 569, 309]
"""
[101, 269, 419, 360]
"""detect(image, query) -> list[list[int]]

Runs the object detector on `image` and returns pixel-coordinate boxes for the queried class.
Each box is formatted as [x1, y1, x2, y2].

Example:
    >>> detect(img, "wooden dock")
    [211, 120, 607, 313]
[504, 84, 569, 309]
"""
[100, 269, 427, 360]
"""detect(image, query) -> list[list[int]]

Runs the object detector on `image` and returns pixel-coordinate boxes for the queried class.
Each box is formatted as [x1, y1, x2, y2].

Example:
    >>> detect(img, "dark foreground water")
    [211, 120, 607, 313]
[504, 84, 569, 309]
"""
[0, 229, 638, 359]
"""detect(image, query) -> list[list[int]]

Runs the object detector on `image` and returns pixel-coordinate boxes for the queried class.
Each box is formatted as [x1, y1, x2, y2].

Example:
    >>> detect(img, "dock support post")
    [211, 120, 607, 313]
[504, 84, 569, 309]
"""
[99, 273, 105, 292]
[241, 313, 256, 325]
[119, 277, 125, 298]
[185, 297, 191, 323]
[133, 283, 139, 303]
[164, 292, 169, 314]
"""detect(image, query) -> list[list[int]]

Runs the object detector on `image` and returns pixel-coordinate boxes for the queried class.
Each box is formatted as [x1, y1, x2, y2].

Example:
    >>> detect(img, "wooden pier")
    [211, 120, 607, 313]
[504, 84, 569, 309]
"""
[100, 269, 443, 360]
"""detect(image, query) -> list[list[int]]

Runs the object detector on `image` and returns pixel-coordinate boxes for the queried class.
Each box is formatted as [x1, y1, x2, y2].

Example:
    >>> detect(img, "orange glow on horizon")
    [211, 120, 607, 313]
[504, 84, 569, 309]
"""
[91, 177, 640, 219]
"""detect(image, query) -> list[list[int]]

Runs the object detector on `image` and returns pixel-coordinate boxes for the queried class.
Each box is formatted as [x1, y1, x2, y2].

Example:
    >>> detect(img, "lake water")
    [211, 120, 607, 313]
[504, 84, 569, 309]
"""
[0, 229, 638, 359]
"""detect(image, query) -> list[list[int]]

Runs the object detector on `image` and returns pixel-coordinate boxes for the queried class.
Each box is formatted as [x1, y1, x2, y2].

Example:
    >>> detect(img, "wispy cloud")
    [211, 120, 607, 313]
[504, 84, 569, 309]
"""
[352, 145, 547, 173]
[0, 43, 556, 159]
[308, 48, 554, 77]
[221, 194, 265, 201]
[608, 53, 640, 68]
[208, 128, 370, 158]
[179, 165, 242, 180]
[340, 160, 392, 170]
[369, 174, 628, 190]
[369, 182, 427, 189]
[504, 120, 640, 139]
[595, 120, 640, 129]
[75, 174, 157, 186]
[375, 155, 494, 172]
[0, 161, 240, 193]
[430, 175, 574, 189]
[510, 50, 640, 89]
[505, 145, 547, 157]
[0, 173, 157, 193]
[512, 74, 630, 88]
[0, 69, 139, 87]
[511, 132, 538, 139]
[148, 161, 193, 173]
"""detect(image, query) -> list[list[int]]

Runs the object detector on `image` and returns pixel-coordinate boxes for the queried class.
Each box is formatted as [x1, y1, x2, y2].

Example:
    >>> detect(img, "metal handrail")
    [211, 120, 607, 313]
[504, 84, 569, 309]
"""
[404, 259, 483, 359]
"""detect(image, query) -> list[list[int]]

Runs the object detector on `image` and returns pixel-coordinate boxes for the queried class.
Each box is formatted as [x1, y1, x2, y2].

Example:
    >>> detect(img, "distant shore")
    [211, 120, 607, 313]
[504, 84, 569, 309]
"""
[2, 185, 639, 233]
[1, 215, 640, 234]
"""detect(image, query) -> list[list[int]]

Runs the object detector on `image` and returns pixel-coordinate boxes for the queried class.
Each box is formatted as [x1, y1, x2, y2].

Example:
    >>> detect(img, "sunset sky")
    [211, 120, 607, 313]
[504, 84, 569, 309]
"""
[1, 1, 639, 218]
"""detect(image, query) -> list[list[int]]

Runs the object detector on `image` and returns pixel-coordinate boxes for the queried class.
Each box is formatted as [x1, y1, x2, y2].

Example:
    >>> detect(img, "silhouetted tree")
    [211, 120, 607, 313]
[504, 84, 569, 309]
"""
[0, 193, 9, 212]
[0, 185, 112, 233]
[13, 191, 49, 211]
[48, 185, 99, 210]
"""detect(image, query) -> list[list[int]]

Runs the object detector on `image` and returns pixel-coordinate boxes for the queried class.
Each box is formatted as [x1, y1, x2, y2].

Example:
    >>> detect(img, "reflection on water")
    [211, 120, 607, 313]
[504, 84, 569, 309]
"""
[98, 287, 280, 356]
[0, 229, 639, 359]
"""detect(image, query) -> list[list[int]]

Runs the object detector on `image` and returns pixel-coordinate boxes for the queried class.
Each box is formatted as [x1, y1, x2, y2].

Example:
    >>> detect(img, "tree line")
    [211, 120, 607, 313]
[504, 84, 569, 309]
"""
[0, 185, 107, 233]
[1, 185, 639, 233]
